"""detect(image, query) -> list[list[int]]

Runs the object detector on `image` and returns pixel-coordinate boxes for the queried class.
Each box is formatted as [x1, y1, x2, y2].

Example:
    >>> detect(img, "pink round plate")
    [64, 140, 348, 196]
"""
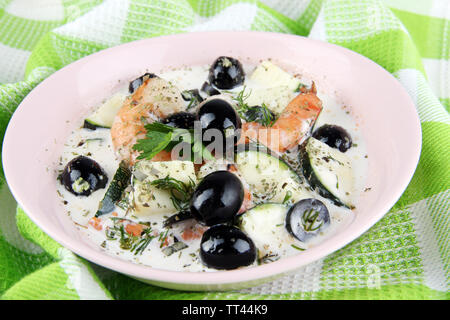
[2, 32, 421, 291]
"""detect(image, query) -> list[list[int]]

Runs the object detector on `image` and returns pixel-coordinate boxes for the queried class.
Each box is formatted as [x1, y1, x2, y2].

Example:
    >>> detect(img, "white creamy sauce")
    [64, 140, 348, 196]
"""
[57, 63, 368, 272]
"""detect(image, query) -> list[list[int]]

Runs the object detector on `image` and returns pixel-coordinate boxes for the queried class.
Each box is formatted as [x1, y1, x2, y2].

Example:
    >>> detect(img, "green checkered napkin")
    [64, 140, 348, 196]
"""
[0, 0, 448, 300]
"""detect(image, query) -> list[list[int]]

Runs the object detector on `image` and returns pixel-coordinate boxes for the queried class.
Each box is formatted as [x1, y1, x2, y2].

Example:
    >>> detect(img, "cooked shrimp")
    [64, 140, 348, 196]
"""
[111, 76, 184, 164]
[238, 84, 322, 152]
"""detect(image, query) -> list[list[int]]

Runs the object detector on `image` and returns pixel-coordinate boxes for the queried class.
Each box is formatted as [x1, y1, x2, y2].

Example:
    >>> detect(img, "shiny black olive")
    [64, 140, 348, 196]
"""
[162, 112, 196, 129]
[312, 124, 352, 152]
[163, 210, 194, 228]
[60, 156, 108, 196]
[244, 105, 276, 126]
[208, 56, 245, 89]
[197, 99, 242, 151]
[129, 73, 157, 93]
[285, 198, 330, 242]
[201, 81, 220, 96]
[190, 171, 244, 226]
[200, 225, 256, 270]
[181, 89, 203, 102]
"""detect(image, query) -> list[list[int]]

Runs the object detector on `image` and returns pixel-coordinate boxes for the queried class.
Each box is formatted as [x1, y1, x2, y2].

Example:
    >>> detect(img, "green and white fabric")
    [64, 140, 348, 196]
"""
[0, 0, 448, 300]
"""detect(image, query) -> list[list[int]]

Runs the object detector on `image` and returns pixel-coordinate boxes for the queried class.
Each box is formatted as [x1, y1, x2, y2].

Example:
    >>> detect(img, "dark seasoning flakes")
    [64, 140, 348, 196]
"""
[55, 60, 367, 272]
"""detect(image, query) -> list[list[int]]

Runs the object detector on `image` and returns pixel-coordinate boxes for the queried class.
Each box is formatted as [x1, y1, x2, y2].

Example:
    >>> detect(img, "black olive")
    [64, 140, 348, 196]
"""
[162, 112, 196, 129]
[129, 73, 157, 93]
[244, 105, 276, 126]
[163, 211, 194, 228]
[201, 81, 220, 96]
[312, 124, 352, 152]
[60, 156, 108, 196]
[181, 89, 204, 110]
[200, 225, 256, 270]
[197, 99, 242, 152]
[181, 89, 203, 102]
[285, 198, 330, 242]
[208, 56, 245, 89]
[190, 171, 244, 226]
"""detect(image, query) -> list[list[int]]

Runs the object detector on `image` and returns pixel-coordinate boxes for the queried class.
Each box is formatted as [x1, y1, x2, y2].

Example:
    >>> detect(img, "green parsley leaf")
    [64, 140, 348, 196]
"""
[133, 127, 173, 160]
[133, 121, 214, 162]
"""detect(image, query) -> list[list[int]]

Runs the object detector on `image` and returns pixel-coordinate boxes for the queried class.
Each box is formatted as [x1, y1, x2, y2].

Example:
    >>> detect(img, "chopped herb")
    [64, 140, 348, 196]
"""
[151, 176, 195, 211]
[244, 104, 276, 126]
[158, 228, 170, 248]
[291, 244, 305, 251]
[106, 218, 155, 255]
[302, 209, 323, 232]
[131, 227, 156, 255]
[232, 87, 276, 126]
[118, 224, 135, 250]
[232, 86, 252, 118]
[282, 190, 293, 204]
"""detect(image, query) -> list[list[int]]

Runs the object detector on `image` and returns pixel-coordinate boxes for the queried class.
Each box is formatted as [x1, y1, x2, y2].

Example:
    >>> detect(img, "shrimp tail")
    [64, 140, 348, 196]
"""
[239, 87, 322, 152]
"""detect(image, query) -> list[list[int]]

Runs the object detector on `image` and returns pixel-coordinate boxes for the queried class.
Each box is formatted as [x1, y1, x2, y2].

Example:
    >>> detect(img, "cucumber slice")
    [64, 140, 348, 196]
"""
[300, 137, 354, 208]
[250, 60, 300, 91]
[132, 160, 198, 217]
[245, 85, 296, 115]
[84, 93, 125, 129]
[238, 203, 299, 259]
[235, 145, 311, 204]
[96, 161, 131, 217]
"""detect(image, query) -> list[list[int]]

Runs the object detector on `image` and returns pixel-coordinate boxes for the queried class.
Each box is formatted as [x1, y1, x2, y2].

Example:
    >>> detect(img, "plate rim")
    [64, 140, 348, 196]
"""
[2, 31, 422, 287]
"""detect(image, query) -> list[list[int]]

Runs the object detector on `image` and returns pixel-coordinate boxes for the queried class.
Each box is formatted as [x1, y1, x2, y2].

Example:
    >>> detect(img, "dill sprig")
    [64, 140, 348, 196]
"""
[302, 209, 324, 232]
[106, 223, 137, 250]
[232, 87, 275, 126]
[131, 227, 156, 255]
[105, 218, 155, 255]
[158, 228, 170, 248]
[150, 176, 195, 211]
[232, 86, 252, 118]
[244, 103, 276, 127]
